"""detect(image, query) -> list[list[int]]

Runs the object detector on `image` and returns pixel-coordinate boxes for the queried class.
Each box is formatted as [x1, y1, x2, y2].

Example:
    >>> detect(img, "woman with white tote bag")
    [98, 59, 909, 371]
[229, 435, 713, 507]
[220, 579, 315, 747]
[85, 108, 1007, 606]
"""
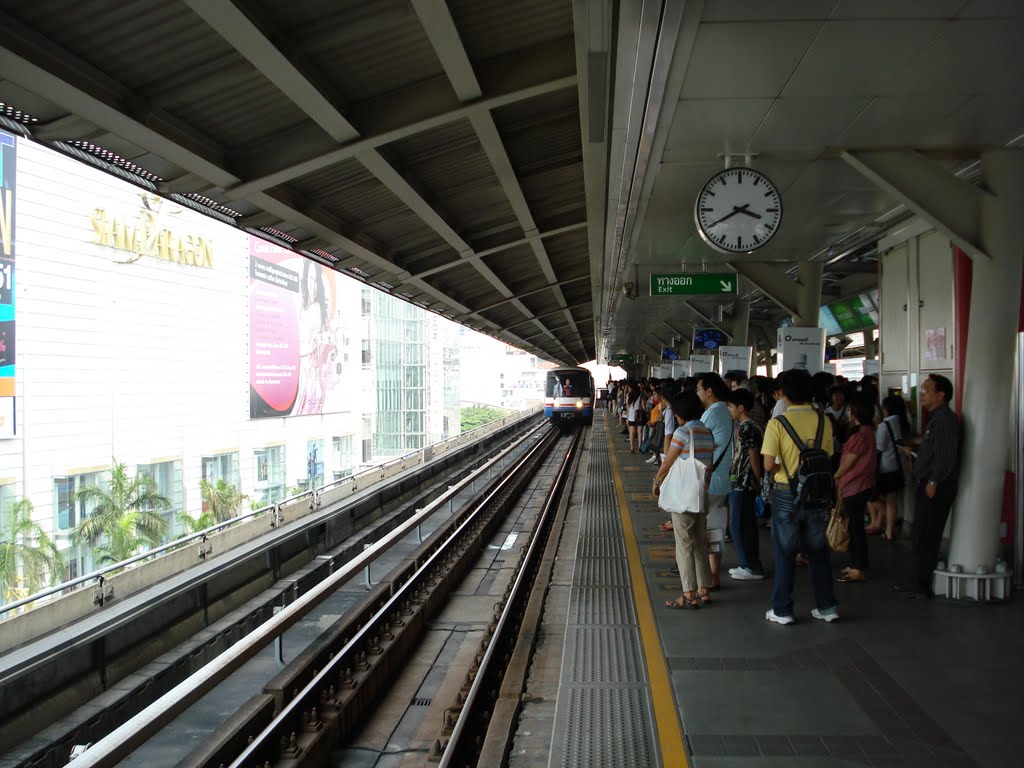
[653, 391, 716, 609]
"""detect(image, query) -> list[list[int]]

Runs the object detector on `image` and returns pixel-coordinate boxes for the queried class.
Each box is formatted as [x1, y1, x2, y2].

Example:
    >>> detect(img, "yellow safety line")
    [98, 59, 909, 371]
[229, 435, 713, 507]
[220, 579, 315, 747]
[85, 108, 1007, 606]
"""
[604, 423, 690, 768]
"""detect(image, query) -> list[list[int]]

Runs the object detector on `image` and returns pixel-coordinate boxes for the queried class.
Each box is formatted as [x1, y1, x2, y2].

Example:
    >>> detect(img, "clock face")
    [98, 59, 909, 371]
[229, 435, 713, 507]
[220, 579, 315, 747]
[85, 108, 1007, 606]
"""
[694, 167, 782, 254]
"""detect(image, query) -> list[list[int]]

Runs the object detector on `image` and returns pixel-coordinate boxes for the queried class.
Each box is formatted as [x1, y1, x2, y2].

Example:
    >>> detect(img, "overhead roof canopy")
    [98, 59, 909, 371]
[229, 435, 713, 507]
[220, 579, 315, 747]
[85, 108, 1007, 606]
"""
[1, 0, 1022, 366]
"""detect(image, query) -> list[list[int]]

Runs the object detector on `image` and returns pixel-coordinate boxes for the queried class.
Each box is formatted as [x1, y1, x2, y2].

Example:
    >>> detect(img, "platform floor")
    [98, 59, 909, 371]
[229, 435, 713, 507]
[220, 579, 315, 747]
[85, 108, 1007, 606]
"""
[520, 412, 1023, 768]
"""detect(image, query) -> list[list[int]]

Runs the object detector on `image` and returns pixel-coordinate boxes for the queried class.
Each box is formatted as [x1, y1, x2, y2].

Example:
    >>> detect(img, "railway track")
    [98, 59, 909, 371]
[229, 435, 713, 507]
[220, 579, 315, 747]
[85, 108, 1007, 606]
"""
[59, 423, 583, 768]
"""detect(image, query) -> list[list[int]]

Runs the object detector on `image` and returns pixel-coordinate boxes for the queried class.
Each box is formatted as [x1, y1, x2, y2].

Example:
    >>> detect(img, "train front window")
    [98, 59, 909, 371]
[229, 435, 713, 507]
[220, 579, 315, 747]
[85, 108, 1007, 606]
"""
[547, 372, 592, 397]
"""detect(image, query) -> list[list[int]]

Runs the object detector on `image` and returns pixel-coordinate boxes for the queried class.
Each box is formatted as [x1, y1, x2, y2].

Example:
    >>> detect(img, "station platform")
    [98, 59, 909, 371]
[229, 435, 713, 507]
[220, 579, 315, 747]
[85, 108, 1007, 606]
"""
[510, 412, 1024, 768]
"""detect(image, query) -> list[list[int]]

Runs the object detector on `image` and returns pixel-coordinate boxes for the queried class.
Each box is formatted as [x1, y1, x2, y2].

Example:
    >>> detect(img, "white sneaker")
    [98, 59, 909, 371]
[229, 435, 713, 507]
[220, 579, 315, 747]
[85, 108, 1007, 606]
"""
[645, 455, 657, 464]
[730, 567, 765, 580]
[765, 609, 795, 625]
[811, 607, 840, 623]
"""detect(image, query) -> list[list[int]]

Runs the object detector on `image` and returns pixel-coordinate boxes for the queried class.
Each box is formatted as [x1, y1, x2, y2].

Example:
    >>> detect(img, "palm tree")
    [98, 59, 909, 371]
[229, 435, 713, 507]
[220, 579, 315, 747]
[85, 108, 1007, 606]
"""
[200, 479, 248, 523]
[72, 461, 170, 553]
[0, 498, 65, 602]
[92, 512, 151, 567]
[176, 509, 217, 535]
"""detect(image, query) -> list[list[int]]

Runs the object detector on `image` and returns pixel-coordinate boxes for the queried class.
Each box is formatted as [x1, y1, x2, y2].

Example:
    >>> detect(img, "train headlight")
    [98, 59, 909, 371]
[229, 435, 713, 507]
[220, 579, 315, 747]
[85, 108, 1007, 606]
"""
[576, 400, 584, 409]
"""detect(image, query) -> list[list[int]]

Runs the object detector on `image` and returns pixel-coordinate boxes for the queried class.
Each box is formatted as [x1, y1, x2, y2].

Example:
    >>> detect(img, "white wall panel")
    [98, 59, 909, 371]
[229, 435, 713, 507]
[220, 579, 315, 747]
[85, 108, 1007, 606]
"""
[4, 138, 363, 543]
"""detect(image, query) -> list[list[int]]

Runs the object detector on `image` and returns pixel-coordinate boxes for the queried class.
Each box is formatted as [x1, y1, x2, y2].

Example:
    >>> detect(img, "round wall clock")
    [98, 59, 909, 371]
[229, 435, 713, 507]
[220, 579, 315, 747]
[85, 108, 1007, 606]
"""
[694, 167, 782, 254]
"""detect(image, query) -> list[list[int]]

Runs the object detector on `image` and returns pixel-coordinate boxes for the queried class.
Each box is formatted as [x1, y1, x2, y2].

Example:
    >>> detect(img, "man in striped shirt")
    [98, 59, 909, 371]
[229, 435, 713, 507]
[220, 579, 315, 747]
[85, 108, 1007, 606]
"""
[894, 374, 961, 599]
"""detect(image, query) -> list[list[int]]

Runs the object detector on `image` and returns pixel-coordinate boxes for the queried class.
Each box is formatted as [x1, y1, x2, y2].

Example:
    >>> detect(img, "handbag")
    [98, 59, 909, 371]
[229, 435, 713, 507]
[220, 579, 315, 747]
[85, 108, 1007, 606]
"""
[657, 425, 708, 514]
[826, 495, 850, 552]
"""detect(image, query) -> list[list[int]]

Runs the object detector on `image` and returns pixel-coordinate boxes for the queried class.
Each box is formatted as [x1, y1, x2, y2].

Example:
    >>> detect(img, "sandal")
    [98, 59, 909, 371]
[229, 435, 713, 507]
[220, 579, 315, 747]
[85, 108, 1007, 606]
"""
[658, 521, 673, 531]
[665, 596, 700, 610]
[697, 590, 713, 605]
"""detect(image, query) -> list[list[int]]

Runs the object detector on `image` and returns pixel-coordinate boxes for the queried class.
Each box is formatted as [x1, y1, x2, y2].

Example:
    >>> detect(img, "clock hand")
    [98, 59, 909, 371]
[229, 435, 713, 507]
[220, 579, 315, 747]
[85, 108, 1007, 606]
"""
[736, 208, 762, 219]
[706, 204, 750, 228]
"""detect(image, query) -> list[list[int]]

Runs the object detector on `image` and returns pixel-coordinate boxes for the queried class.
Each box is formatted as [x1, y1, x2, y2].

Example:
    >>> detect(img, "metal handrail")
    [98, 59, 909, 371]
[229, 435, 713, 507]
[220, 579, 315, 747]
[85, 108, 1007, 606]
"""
[63, 424, 548, 768]
[0, 408, 540, 617]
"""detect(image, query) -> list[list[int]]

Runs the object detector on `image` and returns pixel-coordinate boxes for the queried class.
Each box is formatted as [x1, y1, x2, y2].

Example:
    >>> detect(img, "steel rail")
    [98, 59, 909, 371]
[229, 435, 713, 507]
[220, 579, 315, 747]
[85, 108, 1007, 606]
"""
[224, 426, 563, 768]
[62, 425, 552, 768]
[436, 428, 583, 767]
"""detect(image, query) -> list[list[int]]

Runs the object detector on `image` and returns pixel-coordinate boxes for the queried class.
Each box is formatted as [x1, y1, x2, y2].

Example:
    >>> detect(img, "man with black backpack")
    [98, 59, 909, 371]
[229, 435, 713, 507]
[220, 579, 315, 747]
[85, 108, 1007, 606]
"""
[761, 369, 840, 625]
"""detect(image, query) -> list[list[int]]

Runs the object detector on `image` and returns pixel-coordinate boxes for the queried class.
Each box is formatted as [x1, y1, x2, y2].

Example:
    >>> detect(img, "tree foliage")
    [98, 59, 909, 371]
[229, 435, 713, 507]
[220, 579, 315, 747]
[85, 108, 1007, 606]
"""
[72, 461, 171, 556]
[199, 479, 248, 523]
[0, 499, 64, 602]
[460, 405, 507, 433]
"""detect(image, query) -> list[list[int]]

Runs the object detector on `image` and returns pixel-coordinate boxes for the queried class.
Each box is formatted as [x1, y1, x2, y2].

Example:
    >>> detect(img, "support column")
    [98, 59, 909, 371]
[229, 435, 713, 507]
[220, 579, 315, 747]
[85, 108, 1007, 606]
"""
[794, 261, 823, 327]
[950, 150, 1024, 574]
[730, 300, 750, 346]
[862, 331, 878, 361]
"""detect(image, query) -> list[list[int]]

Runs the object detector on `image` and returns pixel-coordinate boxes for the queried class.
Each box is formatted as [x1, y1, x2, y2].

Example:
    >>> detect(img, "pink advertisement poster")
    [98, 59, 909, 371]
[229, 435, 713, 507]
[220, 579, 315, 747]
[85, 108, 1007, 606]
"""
[249, 237, 342, 418]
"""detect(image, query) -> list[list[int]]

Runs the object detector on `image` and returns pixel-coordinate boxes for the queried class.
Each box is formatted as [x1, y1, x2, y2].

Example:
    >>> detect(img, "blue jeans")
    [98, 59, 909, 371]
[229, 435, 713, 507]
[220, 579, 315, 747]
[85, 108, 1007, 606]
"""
[770, 488, 837, 617]
[728, 489, 763, 573]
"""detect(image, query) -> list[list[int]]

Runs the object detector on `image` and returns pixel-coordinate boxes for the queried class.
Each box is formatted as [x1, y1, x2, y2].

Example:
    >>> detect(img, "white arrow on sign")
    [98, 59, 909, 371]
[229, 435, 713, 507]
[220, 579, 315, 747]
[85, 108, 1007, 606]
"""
[719, 280, 732, 292]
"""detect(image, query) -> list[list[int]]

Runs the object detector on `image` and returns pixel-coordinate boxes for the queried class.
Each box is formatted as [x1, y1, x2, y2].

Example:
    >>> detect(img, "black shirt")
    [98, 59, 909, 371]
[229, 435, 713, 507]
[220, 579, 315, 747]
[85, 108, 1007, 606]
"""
[914, 402, 959, 486]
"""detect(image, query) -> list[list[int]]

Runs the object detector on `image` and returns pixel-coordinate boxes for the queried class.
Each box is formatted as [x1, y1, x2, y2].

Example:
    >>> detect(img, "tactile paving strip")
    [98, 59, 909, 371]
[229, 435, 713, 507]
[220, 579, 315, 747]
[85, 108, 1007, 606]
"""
[549, 419, 659, 768]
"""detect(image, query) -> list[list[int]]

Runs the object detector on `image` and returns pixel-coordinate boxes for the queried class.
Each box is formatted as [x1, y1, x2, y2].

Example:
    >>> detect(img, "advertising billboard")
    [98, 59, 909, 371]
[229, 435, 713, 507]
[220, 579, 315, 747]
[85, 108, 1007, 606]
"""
[0, 130, 16, 438]
[249, 237, 344, 418]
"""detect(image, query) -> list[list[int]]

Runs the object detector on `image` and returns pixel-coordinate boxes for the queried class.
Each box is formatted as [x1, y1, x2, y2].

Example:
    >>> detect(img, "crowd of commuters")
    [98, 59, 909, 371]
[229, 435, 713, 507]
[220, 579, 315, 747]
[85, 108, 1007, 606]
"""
[606, 366, 960, 623]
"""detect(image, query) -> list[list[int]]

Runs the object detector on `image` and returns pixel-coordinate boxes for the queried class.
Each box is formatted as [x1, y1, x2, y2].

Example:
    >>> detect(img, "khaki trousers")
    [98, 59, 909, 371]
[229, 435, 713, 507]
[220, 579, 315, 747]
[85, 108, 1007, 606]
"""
[672, 510, 711, 593]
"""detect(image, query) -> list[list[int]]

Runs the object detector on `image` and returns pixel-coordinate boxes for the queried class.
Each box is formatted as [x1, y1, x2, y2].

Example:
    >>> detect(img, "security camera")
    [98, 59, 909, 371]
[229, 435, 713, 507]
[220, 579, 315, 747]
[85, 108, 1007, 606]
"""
[622, 282, 638, 300]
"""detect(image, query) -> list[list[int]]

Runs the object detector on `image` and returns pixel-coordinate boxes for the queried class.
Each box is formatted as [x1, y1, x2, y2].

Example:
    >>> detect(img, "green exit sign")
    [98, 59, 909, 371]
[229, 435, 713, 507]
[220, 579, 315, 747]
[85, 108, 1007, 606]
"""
[650, 273, 737, 296]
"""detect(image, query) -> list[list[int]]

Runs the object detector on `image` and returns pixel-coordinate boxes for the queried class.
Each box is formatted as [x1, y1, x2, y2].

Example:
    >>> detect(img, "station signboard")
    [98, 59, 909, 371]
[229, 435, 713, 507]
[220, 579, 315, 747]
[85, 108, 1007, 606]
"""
[650, 273, 737, 296]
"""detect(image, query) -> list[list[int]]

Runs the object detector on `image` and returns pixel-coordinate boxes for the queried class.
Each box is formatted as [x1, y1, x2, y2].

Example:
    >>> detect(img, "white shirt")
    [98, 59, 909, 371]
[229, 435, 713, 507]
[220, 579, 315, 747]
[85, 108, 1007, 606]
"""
[876, 415, 904, 473]
[771, 398, 787, 419]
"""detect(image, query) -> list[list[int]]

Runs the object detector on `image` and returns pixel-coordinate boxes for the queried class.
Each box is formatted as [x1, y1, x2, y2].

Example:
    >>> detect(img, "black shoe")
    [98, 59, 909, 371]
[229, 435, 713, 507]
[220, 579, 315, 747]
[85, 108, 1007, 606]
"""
[669, 566, 679, 574]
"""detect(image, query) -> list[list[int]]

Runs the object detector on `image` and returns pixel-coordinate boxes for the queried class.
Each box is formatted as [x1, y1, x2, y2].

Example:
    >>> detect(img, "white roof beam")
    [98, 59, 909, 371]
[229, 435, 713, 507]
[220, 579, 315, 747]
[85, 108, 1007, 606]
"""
[727, 262, 801, 319]
[841, 150, 990, 260]
[411, 0, 583, 359]
[181, 0, 359, 143]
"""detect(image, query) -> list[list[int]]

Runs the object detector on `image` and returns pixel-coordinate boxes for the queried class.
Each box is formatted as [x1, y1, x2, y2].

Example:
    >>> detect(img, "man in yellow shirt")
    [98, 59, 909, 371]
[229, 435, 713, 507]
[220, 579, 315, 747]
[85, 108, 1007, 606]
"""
[761, 369, 838, 625]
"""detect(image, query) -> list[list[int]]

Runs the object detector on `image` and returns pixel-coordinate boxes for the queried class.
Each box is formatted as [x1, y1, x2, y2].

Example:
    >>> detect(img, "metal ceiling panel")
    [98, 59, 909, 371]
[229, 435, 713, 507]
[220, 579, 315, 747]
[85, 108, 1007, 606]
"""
[448, 0, 573, 63]
[782, 20, 946, 98]
[485, 244, 550, 295]
[884, 20, 1024, 97]
[543, 228, 590, 283]
[956, 0, 1024, 17]
[700, 0, 836, 22]
[382, 119, 522, 250]
[681, 22, 823, 99]
[426, 262, 506, 312]
[665, 99, 776, 161]
[836, 95, 974, 147]
[751, 97, 874, 149]
[248, 0, 448, 104]
[833, 0, 966, 18]
[520, 164, 586, 230]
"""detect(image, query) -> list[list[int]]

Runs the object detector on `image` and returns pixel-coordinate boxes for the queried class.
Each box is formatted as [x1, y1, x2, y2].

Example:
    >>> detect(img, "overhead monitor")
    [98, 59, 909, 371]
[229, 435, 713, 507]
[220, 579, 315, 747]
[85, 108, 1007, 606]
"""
[693, 326, 729, 350]
[818, 306, 842, 336]
[661, 347, 680, 361]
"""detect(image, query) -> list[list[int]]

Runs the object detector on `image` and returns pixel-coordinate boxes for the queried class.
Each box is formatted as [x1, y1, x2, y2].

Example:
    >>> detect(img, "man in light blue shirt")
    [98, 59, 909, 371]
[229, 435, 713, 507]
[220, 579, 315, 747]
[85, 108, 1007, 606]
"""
[696, 372, 734, 589]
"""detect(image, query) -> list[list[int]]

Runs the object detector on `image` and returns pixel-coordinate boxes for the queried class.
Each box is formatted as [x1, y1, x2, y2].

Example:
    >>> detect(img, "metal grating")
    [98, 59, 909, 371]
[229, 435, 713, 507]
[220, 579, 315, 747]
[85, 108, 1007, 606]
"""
[558, 687, 654, 768]
[575, 536, 626, 559]
[565, 627, 645, 685]
[550, 418, 659, 768]
[572, 557, 629, 587]
[569, 587, 635, 627]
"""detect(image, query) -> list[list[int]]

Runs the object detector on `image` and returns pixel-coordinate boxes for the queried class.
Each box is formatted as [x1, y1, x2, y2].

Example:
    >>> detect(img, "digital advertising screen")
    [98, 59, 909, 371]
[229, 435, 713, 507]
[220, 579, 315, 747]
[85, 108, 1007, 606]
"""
[693, 326, 729, 350]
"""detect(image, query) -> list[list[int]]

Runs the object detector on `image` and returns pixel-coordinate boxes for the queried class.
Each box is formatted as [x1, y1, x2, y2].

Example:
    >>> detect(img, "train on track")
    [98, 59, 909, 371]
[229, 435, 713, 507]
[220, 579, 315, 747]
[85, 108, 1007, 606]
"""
[543, 367, 595, 428]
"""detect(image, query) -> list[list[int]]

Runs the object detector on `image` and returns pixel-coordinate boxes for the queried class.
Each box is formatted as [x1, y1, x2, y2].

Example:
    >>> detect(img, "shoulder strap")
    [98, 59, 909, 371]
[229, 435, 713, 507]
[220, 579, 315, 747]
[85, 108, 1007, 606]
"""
[883, 420, 899, 461]
[775, 416, 799, 490]
[813, 411, 824, 450]
[777, 415, 804, 452]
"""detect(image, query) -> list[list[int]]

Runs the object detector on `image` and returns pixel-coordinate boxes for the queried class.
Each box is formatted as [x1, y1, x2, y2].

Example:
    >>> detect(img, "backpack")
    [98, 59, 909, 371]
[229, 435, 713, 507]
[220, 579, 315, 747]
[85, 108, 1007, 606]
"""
[777, 413, 835, 509]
